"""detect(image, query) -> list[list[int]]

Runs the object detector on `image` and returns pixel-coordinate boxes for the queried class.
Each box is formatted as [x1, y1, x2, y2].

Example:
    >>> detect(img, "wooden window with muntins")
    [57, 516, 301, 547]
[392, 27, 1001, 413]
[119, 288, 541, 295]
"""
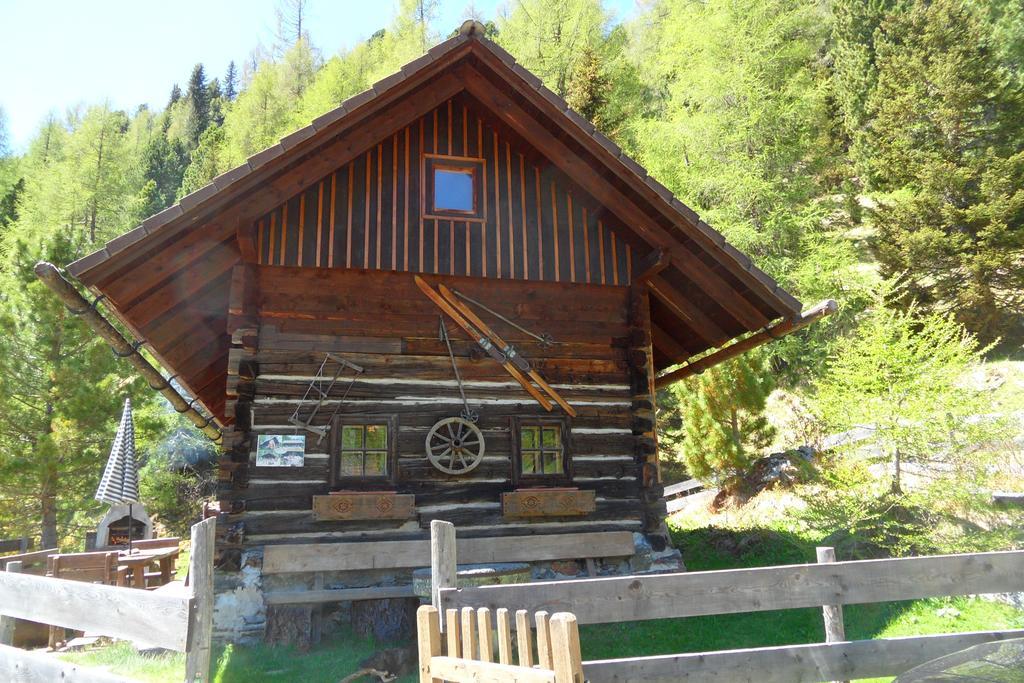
[512, 417, 571, 486]
[330, 415, 397, 487]
[422, 154, 486, 222]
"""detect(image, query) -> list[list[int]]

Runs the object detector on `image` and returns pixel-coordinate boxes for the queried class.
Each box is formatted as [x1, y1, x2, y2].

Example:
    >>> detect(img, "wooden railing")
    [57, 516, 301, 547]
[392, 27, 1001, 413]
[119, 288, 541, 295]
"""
[0, 517, 216, 683]
[0, 536, 30, 555]
[428, 522, 1024, 682]
[417, 605, 583, 683]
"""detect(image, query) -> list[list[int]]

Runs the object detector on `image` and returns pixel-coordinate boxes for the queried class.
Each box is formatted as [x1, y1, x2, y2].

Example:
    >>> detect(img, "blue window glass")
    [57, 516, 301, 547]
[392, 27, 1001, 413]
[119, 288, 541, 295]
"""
[434, 168, 474, 211]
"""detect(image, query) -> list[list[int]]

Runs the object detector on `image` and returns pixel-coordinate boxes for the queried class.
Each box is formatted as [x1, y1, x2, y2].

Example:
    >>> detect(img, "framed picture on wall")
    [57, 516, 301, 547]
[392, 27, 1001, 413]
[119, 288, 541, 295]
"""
[256, 434, 305, 467]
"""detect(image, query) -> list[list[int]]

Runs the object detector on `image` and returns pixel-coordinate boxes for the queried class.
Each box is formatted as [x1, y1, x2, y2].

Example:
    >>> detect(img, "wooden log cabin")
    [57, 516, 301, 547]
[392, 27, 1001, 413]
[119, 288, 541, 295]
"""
[44, 22, 831, 645]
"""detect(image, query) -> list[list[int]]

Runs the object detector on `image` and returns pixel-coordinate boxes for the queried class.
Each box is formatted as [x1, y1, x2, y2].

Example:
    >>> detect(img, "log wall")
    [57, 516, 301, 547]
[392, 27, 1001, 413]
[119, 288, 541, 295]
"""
[219, 266, 662, 552]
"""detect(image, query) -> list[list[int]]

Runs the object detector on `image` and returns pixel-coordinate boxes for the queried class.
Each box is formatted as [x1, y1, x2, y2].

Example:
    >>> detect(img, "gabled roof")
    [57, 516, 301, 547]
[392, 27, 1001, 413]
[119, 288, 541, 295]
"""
[65, 21, 805, 423]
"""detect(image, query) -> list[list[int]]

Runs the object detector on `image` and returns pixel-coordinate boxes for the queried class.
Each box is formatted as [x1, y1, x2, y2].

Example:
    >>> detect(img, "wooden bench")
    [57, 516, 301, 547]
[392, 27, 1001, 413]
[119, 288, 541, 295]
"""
[263, 531, 635, 605]
[1, 548, 56, 576]
[46, 551, 122, 647]
[0, 537, 30, 555]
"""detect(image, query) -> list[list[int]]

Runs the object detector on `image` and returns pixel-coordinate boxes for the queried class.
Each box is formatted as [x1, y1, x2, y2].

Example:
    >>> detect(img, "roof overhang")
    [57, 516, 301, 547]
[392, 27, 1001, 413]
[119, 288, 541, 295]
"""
[62, 22, 813, 423]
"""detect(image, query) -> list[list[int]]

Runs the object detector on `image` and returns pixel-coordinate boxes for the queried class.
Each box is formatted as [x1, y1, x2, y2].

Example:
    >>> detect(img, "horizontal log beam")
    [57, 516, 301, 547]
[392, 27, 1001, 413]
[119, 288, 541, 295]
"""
[655, 299, 837, 388]
[263, 531, 635, 574]
[264, 585, 417, 605]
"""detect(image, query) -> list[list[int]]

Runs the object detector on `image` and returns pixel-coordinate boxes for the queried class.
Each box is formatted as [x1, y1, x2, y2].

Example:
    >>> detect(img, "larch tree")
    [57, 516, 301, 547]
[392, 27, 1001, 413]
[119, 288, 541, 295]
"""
[814, 280, 1000, 497]
[865, 0, 1024, 344]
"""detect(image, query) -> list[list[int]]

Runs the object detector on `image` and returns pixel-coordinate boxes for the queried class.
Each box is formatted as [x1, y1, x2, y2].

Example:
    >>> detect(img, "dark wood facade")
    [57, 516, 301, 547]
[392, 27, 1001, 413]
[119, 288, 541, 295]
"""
[254, 93, 634, 285]
[62, 25, 806, 578]
[222, 266, 656, 546]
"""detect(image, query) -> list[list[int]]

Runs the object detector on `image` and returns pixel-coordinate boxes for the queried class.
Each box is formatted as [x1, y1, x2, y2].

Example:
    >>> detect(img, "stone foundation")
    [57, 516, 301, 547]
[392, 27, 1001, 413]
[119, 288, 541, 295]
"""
[211, 531, 684, 646]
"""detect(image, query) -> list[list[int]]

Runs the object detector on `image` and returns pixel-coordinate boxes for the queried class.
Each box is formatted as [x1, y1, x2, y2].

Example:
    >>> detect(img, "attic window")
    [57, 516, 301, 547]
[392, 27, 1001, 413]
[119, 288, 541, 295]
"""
[423, 154, 485, 222]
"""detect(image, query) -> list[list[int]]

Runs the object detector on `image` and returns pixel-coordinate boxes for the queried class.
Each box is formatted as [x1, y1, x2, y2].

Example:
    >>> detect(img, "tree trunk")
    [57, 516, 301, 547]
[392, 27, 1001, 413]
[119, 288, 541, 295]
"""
[891, 447, 902, 495]
[40, 485, 58, 550]
[351, 598, 419, 642]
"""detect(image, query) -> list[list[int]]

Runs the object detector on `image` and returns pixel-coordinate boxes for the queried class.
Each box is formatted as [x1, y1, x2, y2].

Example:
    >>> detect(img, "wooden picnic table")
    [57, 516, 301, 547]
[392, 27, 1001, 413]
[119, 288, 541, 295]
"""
[117, 547, 180, 589]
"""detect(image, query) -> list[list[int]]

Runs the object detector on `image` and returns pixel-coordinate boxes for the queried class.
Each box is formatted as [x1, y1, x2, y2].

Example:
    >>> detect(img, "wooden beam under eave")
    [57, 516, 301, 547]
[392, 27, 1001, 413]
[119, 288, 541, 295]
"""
[458, 64, 771, 332]
[122, 242, 239, 329]
[635, 249, 670, 284]
[236, 217, 258, 263]
[651, 324, 690, 365]
[655, 299, 838, 388]
[647, 275, 730, 348]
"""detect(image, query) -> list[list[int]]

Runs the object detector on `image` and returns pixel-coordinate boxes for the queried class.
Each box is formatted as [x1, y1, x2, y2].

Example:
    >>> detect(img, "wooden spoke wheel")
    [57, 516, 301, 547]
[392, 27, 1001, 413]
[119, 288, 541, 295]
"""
[426, 417, 486, 475]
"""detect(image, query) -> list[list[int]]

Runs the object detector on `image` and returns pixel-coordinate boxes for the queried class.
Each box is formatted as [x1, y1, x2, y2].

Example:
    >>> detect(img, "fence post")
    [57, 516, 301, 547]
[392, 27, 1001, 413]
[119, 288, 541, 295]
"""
[430, 520, 456, 632]
[817, 546, 847, 683]
[185, 518, 215, 683]
[417, 605, 442, 683]
[0, 560, 22, 646]
[549, 612, 583, 683]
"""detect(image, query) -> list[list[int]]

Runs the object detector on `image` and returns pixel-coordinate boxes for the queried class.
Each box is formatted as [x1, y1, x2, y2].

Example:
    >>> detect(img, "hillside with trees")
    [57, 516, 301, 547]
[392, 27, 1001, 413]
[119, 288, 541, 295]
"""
[0, 0, 1021, 559]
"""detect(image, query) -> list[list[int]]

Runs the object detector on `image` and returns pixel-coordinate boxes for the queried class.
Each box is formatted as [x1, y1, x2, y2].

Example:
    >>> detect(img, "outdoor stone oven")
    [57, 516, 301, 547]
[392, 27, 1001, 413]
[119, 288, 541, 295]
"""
[95, 502, 153, 548]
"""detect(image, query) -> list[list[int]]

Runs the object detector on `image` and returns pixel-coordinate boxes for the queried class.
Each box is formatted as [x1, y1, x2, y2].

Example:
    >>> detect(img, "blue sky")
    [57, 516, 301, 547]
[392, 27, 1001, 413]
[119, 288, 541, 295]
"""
[0, 0, 638, 152]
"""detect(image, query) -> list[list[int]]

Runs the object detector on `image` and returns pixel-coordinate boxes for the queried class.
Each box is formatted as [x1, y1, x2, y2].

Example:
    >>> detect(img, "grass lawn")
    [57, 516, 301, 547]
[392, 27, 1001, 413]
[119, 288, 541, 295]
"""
[58, 524, 1024, 682]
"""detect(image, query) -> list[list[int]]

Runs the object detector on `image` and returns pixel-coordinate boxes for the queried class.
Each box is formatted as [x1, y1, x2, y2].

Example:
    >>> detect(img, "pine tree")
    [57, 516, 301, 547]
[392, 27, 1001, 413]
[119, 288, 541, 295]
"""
[224, 61, 239, 101]
[167, 83, 182, 108]
[206, 78, 225, 127]
[185, 64, 210, 147]
[0, 228, 164, 547]
[830, 0, 904, 162]
[665, 353, 776, 490]
[137, 133, 188, 216]
[865, 0, 1024, 343]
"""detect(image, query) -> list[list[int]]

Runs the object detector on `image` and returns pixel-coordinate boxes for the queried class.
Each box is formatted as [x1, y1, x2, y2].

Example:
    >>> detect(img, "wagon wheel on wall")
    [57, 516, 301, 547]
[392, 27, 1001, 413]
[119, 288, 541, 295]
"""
[426, 417, 486, 475]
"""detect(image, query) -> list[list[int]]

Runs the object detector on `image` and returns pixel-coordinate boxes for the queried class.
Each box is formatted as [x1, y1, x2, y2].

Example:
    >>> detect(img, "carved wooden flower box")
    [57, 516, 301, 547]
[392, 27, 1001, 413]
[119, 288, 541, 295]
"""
[312, 491, 415, 521]
[501, 487, 596, 518]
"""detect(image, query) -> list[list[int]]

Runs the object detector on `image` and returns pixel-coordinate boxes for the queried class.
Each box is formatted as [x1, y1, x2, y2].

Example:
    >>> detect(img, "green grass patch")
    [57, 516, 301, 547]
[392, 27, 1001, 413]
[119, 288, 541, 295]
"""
[58, 640, 185, 683]
[211, 629, 415, 683]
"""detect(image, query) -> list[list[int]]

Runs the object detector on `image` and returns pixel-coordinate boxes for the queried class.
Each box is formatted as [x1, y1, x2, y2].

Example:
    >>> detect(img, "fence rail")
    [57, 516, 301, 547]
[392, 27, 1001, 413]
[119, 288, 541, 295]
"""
[439, 549, 1024, 623]
[581, 629, 1024, 683]
[0, 517, 216, 683]
[0, 537, 30, 555]
[426, 522, 1024, 683]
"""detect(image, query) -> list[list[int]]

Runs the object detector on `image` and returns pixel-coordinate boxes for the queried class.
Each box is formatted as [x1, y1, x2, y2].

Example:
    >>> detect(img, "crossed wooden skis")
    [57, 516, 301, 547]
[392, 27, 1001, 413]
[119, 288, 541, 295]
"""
[414, 276, 577, 417]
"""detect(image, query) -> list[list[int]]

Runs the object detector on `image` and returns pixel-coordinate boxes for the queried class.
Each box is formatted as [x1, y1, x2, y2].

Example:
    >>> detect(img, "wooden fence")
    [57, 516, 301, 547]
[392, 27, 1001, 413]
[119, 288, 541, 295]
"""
[0, 517, 216, 683]
[428, 521, 1024, 682]
[417, 604, 583, 683]
[662, 478, 704, 514]
[0, 536, 31, 555]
